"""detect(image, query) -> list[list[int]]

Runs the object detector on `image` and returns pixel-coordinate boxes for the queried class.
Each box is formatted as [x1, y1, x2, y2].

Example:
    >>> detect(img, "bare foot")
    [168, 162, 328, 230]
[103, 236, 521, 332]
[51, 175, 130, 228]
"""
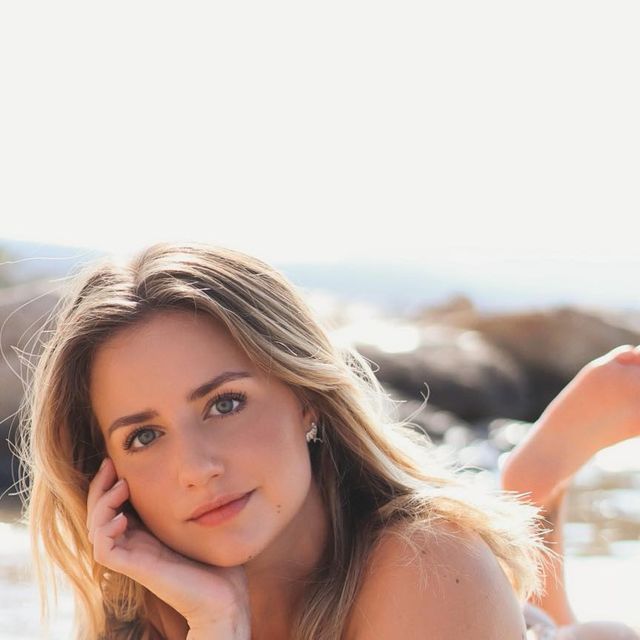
[502, 344, 640, 506]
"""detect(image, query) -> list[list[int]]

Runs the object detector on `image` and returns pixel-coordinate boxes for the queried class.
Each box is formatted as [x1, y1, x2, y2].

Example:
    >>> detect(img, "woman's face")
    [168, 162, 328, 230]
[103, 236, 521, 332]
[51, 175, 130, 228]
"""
[89, 309, 318, 567]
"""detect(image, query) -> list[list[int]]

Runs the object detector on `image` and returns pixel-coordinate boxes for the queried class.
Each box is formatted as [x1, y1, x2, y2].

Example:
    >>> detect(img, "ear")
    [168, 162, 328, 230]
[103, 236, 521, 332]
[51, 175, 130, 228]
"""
[300, 400, 319, 425]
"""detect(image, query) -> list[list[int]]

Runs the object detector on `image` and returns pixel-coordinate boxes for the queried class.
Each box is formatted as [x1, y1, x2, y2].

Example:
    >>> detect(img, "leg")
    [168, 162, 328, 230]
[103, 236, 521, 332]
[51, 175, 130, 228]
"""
[517, 479, 576, 626]
[507, 467, 640, 639]
[501, 345, 640, 630]
[504, 344, 640, 507]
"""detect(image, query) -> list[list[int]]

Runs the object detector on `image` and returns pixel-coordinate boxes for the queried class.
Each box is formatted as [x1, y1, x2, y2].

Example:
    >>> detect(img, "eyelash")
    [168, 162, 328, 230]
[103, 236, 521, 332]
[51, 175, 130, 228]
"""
[122, 390, 248, 453]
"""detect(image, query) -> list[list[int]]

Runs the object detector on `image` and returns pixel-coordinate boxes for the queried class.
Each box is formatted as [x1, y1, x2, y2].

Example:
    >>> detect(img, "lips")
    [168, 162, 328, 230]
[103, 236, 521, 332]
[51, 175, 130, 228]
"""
[187, 491, 252, 521]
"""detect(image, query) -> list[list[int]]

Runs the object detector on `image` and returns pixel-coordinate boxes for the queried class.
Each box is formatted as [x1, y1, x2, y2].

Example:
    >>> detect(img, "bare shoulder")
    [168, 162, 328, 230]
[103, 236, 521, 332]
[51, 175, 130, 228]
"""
[344, 519, 527, 640]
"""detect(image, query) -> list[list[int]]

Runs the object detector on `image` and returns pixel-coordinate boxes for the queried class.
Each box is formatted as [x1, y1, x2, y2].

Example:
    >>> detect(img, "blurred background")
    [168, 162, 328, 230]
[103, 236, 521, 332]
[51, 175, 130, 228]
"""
[1, 1, 639, 637]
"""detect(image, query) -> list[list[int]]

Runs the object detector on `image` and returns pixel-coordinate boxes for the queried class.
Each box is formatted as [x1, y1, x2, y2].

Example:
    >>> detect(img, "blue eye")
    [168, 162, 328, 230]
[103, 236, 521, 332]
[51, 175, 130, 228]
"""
[122, 426, 160, 452]
[206, 391, 247, 418]
[122, 390, 248, 453]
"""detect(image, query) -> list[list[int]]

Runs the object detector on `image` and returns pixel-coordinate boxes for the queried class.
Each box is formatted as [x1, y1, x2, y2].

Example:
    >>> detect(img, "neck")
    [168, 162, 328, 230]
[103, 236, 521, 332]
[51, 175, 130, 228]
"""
[245, 476, 330, 638]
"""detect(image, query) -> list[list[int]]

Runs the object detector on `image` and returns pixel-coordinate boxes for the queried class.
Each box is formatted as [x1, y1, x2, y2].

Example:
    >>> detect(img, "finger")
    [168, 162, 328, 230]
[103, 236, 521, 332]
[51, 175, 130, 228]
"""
[607, 344, 635, 361]
[86, 457, 117, 528]
[92, 512, 129, 568]
[88, 478, 129, 544]
[88, 477, 128, 542]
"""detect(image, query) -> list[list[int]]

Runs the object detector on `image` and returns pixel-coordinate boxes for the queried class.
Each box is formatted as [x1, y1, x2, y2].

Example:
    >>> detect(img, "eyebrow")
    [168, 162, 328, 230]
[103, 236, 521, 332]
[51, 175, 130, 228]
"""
[107, 370, 252, 438]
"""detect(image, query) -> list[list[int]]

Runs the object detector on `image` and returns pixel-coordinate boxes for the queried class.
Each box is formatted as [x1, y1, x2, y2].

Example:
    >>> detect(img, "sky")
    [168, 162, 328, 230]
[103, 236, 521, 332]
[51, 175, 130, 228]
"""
[0, 2, 639, 271]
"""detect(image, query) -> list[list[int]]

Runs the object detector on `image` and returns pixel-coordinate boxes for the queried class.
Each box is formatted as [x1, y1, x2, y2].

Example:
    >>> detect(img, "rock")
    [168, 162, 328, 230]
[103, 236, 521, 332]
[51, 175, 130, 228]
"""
[426, 305, 640, 416]
[355, 324, 532, 422]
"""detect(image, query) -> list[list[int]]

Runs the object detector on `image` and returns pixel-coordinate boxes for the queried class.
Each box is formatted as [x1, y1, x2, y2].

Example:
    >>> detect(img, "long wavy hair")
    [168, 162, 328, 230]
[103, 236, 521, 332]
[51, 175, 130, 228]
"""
[18, 241, 553, 639]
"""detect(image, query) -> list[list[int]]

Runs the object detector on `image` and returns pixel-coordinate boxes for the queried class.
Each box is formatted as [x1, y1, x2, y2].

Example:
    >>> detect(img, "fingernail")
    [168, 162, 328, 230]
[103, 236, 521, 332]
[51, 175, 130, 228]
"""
[100, 458, 109, 471]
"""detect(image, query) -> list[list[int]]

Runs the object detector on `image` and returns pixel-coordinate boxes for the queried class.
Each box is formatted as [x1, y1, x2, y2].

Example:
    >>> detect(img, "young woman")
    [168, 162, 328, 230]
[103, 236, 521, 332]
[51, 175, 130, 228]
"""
[18, 240, 632, 639]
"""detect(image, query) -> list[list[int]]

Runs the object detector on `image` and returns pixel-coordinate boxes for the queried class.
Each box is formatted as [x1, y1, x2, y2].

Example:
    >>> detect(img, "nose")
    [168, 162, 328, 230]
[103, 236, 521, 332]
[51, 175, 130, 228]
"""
[175, 428, 226, 489]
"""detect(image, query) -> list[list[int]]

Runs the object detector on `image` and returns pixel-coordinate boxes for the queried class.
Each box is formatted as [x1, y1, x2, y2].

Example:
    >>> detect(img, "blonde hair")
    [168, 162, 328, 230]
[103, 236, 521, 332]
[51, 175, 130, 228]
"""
[17, 241, 553, 639]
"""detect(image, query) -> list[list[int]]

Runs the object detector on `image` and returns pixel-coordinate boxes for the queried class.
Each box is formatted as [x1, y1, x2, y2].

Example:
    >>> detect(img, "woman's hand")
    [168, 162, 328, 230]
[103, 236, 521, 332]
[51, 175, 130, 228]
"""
[86, 457, 251, 636]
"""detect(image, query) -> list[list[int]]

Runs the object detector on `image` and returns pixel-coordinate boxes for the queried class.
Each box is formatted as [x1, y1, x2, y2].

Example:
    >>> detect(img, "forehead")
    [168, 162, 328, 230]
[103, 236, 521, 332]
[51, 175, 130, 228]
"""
[89, 311, 257, 402]
[95, 310, 248, 362]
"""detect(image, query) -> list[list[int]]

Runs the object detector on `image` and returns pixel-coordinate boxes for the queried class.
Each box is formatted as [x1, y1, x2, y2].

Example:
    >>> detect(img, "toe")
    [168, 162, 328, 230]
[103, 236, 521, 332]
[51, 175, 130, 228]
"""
[609, 344, 637, 363]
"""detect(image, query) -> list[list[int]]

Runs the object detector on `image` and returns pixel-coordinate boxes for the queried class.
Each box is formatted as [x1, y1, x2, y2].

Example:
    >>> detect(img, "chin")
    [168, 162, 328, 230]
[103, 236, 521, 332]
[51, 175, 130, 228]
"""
[201, 549, 262, 568]
[182, 538, 264, 567]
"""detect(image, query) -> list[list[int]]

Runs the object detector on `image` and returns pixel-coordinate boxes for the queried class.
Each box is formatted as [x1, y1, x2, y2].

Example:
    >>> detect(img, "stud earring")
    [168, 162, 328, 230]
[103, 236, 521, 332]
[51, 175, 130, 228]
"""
[305, 421, 323, 444]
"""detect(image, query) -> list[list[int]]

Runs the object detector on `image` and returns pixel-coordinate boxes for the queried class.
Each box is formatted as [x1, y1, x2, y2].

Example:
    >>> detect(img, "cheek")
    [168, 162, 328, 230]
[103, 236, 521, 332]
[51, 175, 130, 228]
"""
[123, 471, 166, 521]
[251, 419, 312, 495]
[251, 412, 308, 461]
